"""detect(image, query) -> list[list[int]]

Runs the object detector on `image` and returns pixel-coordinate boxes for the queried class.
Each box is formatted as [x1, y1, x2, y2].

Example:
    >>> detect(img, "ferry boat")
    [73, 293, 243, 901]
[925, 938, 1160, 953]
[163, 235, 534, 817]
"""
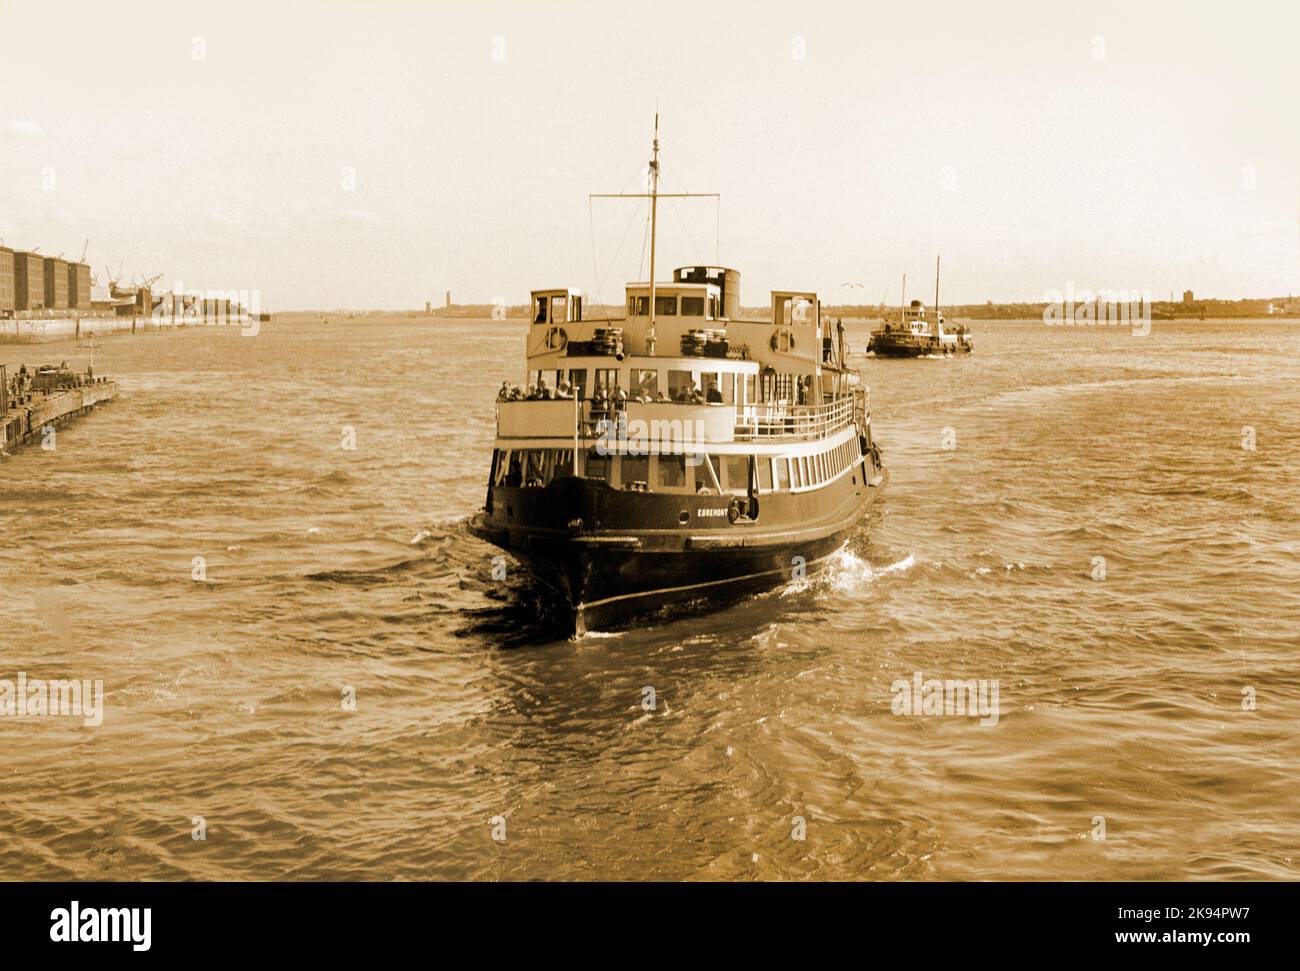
[866, 261, 973, 357]
[468, 121, 887, 633]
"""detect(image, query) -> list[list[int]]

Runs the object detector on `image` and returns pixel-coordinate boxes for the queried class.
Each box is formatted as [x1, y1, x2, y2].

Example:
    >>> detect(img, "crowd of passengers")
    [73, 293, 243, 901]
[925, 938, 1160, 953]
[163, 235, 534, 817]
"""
[497, 377, 727, 405]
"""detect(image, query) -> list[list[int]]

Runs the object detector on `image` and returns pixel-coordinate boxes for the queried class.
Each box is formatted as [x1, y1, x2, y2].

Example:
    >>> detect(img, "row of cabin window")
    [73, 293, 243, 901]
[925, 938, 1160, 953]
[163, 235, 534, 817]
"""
[533, 292, 814, 326]
[530, 368, 805, 405]
[493, 441, 860, 494]
[534, 295, 581, 324]
[627, 295, 721, 319]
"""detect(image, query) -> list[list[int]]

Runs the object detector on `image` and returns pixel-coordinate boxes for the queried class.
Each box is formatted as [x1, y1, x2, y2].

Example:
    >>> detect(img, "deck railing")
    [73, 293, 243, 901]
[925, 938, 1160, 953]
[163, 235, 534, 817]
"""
[496, 387, 868, 445]
[733, 389, 865, 442]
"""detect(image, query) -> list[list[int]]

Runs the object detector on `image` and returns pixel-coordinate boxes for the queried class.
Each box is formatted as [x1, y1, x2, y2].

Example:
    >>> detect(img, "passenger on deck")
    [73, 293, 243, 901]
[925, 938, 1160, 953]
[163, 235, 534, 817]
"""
[613, 386, 628, 407]
[654, 390, 670, 403]
[688, 385, 704, 404]
[556, 377, 573, 398]
[537, 378, 551, 399]
[705, 379, 722, 404]
[497, 381, 511, 401]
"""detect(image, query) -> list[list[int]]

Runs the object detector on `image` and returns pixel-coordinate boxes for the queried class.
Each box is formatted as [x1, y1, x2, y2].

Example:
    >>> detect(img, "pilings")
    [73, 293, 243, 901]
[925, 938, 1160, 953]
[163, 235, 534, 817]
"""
[0, 381, 118, 453]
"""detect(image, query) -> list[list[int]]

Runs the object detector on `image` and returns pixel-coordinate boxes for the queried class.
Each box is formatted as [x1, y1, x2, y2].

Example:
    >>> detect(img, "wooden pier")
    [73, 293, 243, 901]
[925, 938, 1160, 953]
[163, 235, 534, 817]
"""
[0, 369, 118, 454]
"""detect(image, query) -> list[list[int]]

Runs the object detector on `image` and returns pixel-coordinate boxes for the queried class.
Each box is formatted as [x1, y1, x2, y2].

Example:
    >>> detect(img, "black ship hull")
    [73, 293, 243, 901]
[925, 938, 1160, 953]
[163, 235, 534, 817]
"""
[866, 334, 973, 357]
[469, 452, 886, 634]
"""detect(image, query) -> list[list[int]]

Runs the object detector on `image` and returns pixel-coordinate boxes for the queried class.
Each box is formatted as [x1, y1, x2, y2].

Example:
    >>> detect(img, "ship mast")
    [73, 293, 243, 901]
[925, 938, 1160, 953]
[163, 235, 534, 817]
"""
[590, 116, 718, 358]
[647, 113, 660, 356]
[933, 255, 941, 338]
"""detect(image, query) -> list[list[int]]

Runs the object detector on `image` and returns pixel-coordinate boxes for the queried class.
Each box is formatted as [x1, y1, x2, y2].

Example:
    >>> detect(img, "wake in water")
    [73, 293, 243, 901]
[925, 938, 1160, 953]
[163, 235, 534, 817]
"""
[824, 549, 916, 592]
[780, 548, 916, 598]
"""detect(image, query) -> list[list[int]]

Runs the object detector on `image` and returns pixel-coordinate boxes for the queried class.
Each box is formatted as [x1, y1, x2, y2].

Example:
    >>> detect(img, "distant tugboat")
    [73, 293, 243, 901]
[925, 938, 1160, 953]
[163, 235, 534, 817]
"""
[469, 117, 887, 634]
[866, 258, 973, 357]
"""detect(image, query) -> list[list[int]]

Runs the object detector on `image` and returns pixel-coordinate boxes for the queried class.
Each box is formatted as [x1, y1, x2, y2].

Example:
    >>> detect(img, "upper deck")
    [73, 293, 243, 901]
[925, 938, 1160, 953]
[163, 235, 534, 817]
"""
[527, 266, 847, 374]
[504, 265, 866, 451]
[496, 379, 866, 452]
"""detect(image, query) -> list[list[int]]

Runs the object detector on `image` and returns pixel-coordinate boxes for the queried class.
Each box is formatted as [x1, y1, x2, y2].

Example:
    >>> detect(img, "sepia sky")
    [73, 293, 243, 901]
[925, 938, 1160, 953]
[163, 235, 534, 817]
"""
[1, 0, 1297, 310]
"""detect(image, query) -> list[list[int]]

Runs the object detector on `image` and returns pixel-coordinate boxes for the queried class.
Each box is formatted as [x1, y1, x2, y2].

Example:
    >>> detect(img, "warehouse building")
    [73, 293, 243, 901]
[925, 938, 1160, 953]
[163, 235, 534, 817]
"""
[44, 257, 70, 310]
[68, 261, 92, 311]
[0, 247, 14, 315]
[13, 251, 45, 311]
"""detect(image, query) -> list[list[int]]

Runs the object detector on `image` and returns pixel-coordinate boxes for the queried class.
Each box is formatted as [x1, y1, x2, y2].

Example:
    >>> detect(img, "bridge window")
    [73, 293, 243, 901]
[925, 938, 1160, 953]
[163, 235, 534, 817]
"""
[584, 449, 609, 481]
[668, 370, 696, 401]
[778, 296, 813, 326]
[681, 296, 704, 316]
[505, 452, 524, 487]
[535, 297, 548, 324]
[629, 296, 649, 316]
[722, 455, 749, 494]
[550, 295, 567, 323]
[621, 454, 649, 490]
[523, 450, 548, 488]
[656, 455, 686, 489]
[699, 371, 720, 401]
[594, 368, 620, 393]
[632, 369, 658, 398]
[709, 295, 719, 319]
[554, 449, 574, 479]
[773, 373, 794, 401]
[655, 295, 677, 316]
[694, 454, 721, 494]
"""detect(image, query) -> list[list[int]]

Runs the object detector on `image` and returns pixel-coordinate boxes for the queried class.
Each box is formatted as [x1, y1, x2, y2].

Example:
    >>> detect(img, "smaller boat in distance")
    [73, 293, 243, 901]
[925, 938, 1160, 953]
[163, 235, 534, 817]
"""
[866, 257, 973, 358]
